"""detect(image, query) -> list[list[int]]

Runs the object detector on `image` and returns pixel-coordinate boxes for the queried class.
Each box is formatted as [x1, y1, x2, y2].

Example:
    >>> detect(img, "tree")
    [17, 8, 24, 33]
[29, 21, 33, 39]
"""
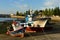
[34, 10, 39, 16]
[16, 11, 20, 16]
[44, 8, 54, 16]
[51, 8, 54, 15]
[44, 8, 48, 16]
[48, 8, 53, 16]
[53, 7, 60, 16]
[24, 12, 26, 16]
[25, 10, 30, 15]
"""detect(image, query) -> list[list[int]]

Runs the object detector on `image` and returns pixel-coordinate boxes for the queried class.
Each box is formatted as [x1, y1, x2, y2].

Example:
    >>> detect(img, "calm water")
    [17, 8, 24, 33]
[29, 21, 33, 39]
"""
[0, 18, 17, 22]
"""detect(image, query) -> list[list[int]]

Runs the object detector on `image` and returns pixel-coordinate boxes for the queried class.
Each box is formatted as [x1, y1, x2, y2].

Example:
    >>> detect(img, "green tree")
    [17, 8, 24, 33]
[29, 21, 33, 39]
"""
[51, 8, 54, 15]
[44, 8, 48, 16]
[25, 10, 30, 15]
[34, 10, 39, 16]
[16, 11, 20, 16]
[19, 12, 23, 16]
[24, 12, 26, 16]
[53, 7, 60, 16]
[48, 8, 53, 16]
[44, 8, 54, 16]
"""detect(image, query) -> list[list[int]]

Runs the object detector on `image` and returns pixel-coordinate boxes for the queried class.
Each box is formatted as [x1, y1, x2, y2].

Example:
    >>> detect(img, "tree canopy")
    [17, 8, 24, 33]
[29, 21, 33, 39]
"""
[16, 7, 60, 16]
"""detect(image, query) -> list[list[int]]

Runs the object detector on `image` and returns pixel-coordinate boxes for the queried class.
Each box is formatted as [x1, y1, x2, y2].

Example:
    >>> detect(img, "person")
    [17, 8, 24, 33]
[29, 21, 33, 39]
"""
[6, 21, 24, 38]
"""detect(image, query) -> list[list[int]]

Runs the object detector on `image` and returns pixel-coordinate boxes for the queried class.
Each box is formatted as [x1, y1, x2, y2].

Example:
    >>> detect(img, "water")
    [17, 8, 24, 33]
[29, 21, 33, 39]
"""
[0, 18, 17, 22]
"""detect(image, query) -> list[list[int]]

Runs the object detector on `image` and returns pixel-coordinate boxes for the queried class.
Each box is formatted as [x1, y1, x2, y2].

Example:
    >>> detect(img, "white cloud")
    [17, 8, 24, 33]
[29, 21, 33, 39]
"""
[44, 1, 54, 7]
[44, 0, 60, 8]
[11, 1, 29, 11]
[19, 4, 28, 9]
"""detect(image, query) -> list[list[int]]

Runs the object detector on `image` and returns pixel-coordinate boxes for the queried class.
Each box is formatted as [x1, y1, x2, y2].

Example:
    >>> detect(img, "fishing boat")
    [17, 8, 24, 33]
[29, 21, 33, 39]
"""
[6, 10, 51, 34]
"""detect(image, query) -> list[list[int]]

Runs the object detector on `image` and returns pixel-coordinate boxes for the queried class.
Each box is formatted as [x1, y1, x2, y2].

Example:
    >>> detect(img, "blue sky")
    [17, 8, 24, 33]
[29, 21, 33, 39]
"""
[0, 0, 60, 14]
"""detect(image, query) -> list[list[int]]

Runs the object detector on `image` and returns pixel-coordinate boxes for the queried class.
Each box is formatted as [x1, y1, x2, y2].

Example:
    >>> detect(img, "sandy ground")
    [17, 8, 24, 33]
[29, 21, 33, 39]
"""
[51, 16, 60, 21]
[0, 17, 60, 40]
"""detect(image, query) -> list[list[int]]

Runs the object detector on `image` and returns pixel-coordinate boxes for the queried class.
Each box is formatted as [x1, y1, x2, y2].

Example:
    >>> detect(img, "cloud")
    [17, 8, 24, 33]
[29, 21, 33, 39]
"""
[44, 1, 54, 7]
[44, 0, 60, 8]
[11, 1, 29, 12]
[17, 4, 28, 10]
